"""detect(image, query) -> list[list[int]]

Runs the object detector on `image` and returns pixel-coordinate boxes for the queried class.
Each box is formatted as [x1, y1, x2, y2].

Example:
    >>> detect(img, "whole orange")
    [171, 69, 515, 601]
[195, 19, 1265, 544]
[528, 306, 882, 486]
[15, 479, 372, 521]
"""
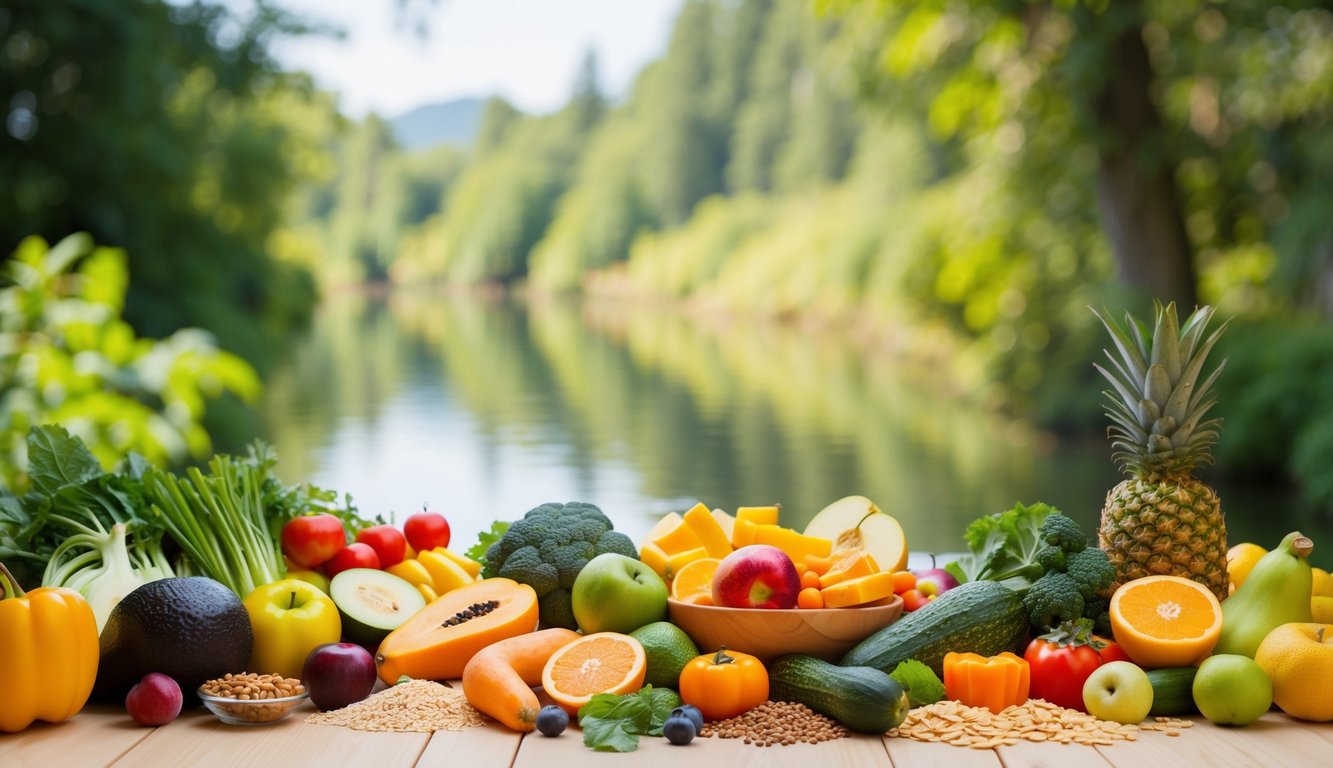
[1254, 623, 1333, 722]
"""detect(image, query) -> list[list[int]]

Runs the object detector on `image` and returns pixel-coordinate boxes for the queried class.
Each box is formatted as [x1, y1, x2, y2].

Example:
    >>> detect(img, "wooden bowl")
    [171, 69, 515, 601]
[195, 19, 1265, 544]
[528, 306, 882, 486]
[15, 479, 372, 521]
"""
[666, 595, 903, 662]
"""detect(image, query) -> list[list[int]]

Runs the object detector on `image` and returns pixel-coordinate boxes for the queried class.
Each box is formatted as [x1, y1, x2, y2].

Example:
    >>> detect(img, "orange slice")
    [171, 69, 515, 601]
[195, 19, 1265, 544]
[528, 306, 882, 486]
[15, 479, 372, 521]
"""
[540, 632, 647, 714]
[1109, 575, 1223, 668]
[670, 557, 721, 603]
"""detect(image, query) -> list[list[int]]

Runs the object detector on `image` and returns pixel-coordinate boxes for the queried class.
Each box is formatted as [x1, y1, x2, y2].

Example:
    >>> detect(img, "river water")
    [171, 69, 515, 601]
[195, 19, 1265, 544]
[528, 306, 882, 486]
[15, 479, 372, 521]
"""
[255, 290, 1331, 566]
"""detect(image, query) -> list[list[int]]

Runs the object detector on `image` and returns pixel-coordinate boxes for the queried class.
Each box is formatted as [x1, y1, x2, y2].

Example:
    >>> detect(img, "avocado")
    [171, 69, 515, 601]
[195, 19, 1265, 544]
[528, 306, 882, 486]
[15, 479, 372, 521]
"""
[94, 577, 253, 703]
[329, 568, 426, 647]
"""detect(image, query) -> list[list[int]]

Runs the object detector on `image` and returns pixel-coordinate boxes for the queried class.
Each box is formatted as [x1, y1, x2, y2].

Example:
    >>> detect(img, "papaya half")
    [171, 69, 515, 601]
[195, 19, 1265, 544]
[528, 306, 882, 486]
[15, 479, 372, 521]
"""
[375, 578, 539, 684]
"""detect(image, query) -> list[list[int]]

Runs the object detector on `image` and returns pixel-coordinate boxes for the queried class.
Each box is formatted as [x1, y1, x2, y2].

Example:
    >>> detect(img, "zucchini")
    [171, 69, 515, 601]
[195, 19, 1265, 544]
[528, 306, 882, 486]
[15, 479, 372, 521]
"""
[768, 655, 909, 733]
[1146, 667, 1198, 716]
[840, 580, 1027, 676]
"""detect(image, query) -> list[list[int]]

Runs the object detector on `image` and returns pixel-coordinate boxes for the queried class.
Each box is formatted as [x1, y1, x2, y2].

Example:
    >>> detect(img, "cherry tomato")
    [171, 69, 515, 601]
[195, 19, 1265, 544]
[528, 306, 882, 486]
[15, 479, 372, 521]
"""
[1023, 627, 1124, 712]
[355, 525, 407, 568]
[282, 514, 347, 569]
[403, 512, 450, 552]
[323, 542, 380, 578]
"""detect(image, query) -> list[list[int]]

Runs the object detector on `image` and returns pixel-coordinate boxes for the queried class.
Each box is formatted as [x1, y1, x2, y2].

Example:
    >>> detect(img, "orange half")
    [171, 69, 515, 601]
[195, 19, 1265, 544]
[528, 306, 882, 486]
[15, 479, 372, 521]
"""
[1109, 575, 1223, 668]
[540, 632, 647, 714]
[671, 557, 722, 603]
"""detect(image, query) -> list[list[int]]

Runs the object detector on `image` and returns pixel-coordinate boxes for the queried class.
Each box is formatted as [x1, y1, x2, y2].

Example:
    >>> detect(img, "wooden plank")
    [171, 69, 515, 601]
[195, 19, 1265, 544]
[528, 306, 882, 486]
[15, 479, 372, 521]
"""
[513, 728, 889, 768]
[0, 705, 153, 768]
[995, 740, 1112, 768]
[1213, 712, 1333, 763]
[882, 736, 1003, 768]
[111, 705, 429, 768]
[415, 721, 523, 768]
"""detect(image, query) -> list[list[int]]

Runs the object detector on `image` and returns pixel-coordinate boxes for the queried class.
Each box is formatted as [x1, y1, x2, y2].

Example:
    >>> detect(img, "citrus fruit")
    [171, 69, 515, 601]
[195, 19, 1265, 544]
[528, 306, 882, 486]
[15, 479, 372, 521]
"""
[540, 632, 647, 714]
[1254, 622, 1333, 722]
[1109, 575, 1223, 668]
[1226, 542, 1267, 592]
[629, 621, 699, 690]
[1312, 567, 1333, 598]
[670, 558, 721, 603]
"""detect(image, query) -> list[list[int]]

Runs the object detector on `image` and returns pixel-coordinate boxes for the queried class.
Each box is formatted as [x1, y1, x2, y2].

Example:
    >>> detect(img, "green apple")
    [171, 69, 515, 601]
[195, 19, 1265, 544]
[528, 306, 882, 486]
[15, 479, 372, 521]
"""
[571, 553, 668, 634]
[243, 578, 342, 679]
[1193, 654, 1273, 726]
[287, 568, 331, 595]
[1082, 661, 1153, 725]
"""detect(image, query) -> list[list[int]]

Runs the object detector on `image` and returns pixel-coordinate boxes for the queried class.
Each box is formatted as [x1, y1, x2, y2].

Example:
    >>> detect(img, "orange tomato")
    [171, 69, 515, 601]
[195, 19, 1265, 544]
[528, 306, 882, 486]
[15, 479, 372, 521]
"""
[678, 648, 768, 722]
[797, 587, 824, 609]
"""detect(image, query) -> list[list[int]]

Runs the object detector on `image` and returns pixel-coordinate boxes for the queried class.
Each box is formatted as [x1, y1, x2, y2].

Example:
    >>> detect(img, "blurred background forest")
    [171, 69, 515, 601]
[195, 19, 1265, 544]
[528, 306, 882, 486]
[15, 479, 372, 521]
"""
[3, 0, 1333, 544]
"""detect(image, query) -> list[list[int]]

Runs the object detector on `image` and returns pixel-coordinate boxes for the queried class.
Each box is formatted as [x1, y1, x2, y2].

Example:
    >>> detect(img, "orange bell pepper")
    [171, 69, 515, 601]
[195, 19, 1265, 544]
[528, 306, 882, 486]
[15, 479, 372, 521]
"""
[678, 647, 769, 722]
[943, 651, 1030, 712]
[0, 562, 99, 732]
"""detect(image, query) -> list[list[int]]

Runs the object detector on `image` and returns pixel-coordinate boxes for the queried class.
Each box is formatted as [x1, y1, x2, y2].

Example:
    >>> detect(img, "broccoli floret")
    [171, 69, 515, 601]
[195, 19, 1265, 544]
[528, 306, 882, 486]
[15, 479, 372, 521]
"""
[596, 530, 638, 559]
[1022, 571, 1085, 631]
[1034, 543, 1067, 572]
[498, 546, 558, 596]
[1082, 595, 1112, 637]
[1039, 512, 1088, 554]
[540, 588, 575, 629]
[1065, 547, 1116, 601]
[482, 501, 639, 629]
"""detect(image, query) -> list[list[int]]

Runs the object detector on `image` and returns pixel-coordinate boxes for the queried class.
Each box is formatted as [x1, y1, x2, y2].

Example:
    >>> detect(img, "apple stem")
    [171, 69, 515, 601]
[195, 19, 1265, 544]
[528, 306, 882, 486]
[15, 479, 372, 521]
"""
[713, 647, 736, 666]
[289, 590, 297, 610]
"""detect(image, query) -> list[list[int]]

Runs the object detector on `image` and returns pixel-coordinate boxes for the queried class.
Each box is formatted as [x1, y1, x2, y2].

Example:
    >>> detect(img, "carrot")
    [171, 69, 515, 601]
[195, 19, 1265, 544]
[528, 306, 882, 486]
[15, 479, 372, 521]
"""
[461, 628, 580, 731]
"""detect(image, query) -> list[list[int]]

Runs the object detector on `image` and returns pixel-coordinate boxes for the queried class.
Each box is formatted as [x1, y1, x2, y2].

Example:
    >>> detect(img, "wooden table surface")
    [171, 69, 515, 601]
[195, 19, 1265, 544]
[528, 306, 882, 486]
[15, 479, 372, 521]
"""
[5, 701, 1330, 768]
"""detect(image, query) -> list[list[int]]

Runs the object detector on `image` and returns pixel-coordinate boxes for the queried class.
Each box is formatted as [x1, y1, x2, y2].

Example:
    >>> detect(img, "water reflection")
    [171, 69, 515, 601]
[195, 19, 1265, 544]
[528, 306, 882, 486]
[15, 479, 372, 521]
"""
[258, 291, 1325, 561]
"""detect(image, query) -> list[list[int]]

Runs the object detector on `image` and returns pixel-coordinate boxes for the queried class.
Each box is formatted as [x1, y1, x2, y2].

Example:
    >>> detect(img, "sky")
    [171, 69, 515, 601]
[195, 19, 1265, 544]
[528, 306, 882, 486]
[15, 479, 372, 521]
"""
[270, 0, 684, 118]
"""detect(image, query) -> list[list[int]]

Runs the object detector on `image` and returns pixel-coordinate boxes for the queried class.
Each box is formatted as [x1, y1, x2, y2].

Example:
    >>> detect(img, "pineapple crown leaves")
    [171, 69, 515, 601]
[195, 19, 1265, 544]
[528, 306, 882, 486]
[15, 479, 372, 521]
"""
[1089, 301, 1229, 476]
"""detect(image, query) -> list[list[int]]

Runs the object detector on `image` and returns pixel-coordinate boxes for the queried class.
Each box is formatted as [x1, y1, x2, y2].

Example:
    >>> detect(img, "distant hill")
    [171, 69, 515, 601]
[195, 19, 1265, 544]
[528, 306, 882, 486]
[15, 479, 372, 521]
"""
[390, 97, 486, 150]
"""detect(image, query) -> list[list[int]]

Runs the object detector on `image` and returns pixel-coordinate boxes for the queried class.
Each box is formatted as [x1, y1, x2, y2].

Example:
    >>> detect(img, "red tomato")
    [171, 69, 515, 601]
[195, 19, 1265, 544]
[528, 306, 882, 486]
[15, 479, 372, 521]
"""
[282, 514, 347, 569]
[1024, 636, 1107, 712]
[355, 525, 407, 568]
[1095, 637, 1131, 664]
[323, 542, 381, 577]
[403, 512, 450, 552]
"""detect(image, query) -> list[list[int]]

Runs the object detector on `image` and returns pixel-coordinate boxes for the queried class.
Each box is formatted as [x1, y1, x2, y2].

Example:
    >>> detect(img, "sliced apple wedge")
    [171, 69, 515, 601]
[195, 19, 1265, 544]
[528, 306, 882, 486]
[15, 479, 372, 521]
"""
[802, 495, 908, 572]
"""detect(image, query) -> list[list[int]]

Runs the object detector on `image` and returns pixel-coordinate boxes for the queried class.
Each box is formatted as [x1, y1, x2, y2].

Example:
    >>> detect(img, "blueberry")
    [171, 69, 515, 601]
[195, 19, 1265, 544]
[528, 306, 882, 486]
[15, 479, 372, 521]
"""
[663, 715, 696, 745]
[535, 704, 568, 736]
[670, 704, 704, 733]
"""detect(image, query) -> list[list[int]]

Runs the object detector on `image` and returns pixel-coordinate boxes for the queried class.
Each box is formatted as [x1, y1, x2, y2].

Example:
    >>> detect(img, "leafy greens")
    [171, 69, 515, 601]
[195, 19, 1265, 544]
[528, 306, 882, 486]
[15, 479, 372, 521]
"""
[577, 685, 681, 752]
[945, 501, 1056, 589]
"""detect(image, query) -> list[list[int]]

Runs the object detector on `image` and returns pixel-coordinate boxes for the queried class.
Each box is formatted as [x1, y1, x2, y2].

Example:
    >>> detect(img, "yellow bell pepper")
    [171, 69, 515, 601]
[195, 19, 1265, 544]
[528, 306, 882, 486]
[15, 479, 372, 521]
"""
[943, 651, 1030, 713]
[1, 562, 99, 732]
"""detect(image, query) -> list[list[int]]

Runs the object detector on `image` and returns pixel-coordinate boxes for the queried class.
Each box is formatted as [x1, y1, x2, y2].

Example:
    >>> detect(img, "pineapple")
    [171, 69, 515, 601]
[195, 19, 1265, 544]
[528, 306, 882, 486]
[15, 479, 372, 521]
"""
[1092, 301, 1230, 602]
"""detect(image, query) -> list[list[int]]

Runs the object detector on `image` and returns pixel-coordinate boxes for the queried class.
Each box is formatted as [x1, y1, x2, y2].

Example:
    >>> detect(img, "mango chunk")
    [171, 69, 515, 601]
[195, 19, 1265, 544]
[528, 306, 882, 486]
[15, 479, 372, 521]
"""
[736, 505, 780, 526]
[820, 570, 896, 608]
[711, 508, 736, 541]
[640, 542, 709, 582]
[683, 503, 732, 558]
[651, 515, 705, 554]
[731, 518, 760, 548]
[819, 551, 880, 589]
[754, 524, 832, 565]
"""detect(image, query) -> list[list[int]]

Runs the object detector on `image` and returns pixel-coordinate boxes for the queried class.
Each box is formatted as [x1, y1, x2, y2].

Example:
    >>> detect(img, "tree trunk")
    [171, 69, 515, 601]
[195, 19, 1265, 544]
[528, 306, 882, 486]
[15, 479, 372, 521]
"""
[1092, 10, 1197, 309]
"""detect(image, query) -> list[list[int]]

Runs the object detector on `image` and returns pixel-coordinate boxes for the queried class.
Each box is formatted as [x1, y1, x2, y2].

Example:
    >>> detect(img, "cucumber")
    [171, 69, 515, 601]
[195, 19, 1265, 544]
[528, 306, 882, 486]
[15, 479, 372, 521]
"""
[768, 655, 909, 733]
[1146, 667, 1198, 716]
[840, 580, 1027, 676]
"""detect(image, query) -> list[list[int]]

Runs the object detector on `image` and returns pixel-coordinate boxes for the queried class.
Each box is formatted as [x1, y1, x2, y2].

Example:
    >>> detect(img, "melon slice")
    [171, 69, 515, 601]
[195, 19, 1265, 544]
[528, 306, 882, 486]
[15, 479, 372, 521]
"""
[803, 496, 908, 572]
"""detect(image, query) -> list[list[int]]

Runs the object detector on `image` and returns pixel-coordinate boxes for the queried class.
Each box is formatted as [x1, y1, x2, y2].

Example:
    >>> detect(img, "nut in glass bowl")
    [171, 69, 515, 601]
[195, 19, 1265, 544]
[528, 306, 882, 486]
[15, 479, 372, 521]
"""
[197, 673, 308, 726]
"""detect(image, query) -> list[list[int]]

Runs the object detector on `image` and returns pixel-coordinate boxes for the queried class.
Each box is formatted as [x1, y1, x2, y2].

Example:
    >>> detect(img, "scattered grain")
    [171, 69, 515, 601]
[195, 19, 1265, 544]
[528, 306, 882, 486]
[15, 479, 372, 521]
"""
[888, 699, 1141, 748]
[306, 679, 487, 732]
[699, 701, 848, 747]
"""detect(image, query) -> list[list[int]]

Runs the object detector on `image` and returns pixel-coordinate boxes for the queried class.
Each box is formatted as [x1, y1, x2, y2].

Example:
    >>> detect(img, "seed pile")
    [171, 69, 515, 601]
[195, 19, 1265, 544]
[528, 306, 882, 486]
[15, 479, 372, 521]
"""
[306, 679, 487, 732]
[441, 600, 499, 627]
[199, 673, 306, 724]
[1141, 716, 1194, 736]
[699, 701, 848, 747]
[889, 699, 1139, 748]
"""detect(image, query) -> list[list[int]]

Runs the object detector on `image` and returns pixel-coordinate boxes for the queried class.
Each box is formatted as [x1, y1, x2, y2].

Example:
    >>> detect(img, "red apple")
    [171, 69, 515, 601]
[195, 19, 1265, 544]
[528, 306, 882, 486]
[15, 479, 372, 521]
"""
[282, 514, 347, 569]
[912, 568, 959, 597]
[901, 589, 936, 612]
[711, 545, 801, 609]
[303, 642, 378, 711]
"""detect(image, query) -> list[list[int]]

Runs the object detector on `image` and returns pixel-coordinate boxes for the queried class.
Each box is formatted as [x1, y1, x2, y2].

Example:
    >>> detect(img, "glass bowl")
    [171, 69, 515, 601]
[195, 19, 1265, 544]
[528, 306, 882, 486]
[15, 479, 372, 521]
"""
[197, 689, 310, 726]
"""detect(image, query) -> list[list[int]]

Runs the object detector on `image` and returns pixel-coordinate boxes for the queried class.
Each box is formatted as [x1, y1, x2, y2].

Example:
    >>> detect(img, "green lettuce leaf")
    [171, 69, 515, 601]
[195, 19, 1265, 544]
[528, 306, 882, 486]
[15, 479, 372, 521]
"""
[890, 659, 945, 708]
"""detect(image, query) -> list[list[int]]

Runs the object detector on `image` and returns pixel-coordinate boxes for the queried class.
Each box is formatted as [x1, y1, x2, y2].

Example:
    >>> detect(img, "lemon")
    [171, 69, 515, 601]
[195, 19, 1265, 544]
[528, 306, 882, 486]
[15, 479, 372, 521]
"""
[1226, 542, 1267, 592]
[1312, 567, 1333, 598]
[629, 621, 699, 691]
